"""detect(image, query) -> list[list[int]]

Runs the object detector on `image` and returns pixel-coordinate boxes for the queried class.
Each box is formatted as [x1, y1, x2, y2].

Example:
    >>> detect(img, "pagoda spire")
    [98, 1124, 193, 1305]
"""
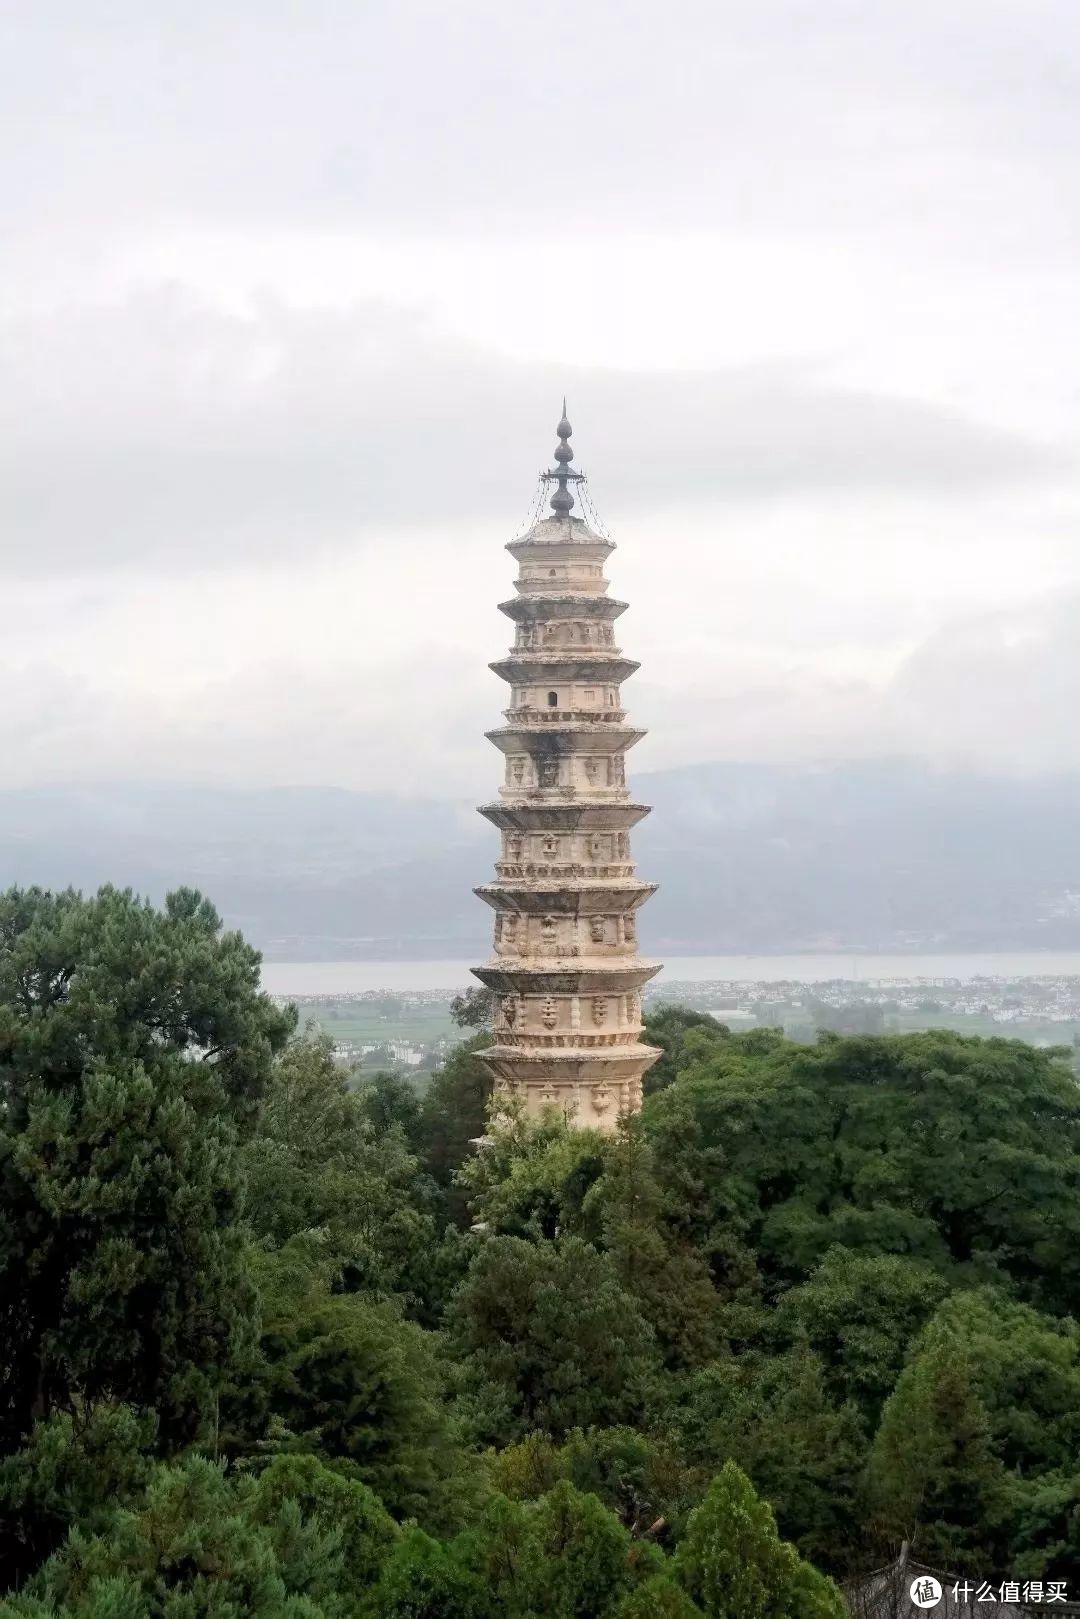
[542, 399, 585, 516]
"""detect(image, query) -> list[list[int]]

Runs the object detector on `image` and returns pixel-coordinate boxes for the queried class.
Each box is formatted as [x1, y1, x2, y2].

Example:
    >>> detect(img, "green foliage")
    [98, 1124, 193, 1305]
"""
[674, 1461, 844, 1619]
[457, 1110, 608, 1242]
[0, 885, 293, 1585]
[454, 1493, 546, 1617]
[10, 915, 1074, 1612]
[644, 1028, 1080, 1310]
[524, 1479, 637, 1617]
[614, 1575, 704, 1617]
[666, 1349, 866, 1568]
[353, 1069, 425, 1148]
[0, 1406, 154, 1596]
[555, 1427, 696, 1538]
[599, 1119, 724, 1370]
[246, 1453, 397, 1594]
[1003, 1468, 1080, 1578]
[242, 1031, 442, 1304]
[251, 1257, 460, 1525]
[449, 986, 495, 1030]
[936, 1291, 1080, 1475]
[643, 1006, 730, 1095]
[371, 1526, 484, 1619]
[489, 1431, 563, 1501]
[448, 1479, 663, 1619]
[0, 1452, 385, 1618]
[460, 1113, 722, 1370]
[778, 1248, 951, 1422]
[225, 1033, 470, 1525]
[494, 1426, 698, 1540]
[419, 1035, 493, 1221]
[868, 1328, 1003, 1568]
[867, 1288, 1080, 1571]
[449, 1234, 660, 1442]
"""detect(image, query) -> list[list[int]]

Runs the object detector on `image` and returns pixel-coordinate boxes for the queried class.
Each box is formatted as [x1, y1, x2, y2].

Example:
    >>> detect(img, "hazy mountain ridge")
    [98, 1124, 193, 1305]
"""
[2, 763, 1080, 959]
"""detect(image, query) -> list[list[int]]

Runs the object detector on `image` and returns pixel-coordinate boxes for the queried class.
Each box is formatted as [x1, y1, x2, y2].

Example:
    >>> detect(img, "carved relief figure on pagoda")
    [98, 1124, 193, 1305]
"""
[472, 405, 661, 1130]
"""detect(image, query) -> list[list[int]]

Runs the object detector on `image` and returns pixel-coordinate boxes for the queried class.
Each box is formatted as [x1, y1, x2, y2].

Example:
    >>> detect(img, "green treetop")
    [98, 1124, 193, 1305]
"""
[0, 885, 294, 1584]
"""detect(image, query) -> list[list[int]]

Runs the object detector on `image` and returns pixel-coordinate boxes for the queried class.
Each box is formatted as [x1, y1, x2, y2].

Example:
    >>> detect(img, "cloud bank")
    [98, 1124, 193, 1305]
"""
[2, 0, 1080, 789]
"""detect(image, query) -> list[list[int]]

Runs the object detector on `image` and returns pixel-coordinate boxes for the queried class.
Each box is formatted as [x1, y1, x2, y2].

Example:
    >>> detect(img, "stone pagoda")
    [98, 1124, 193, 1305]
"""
[472, 405, 661, 1130]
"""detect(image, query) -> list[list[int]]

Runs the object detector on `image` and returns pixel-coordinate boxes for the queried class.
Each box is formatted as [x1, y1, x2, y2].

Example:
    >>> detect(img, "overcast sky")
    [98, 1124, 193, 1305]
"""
[4, 0, 1080, 793]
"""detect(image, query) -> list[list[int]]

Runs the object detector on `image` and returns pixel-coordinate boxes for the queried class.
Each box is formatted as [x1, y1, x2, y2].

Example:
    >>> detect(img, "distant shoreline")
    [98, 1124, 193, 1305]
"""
[259, 950, 1080, 997]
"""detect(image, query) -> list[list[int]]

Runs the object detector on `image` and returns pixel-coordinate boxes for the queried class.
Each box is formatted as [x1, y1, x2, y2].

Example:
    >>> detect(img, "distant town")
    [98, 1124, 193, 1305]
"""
[678, 974, 1080, 1047]
[282, 972, 1080, 1080]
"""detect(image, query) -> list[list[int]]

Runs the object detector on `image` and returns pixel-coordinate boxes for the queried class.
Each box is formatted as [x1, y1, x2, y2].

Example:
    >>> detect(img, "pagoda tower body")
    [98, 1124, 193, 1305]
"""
[473, 407, 661, 1130]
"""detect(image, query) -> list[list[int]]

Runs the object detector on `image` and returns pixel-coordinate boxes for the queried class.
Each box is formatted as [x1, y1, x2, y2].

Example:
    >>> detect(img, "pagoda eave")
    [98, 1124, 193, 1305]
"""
[485, 726, 646, 756]
[483, 1045, 661, 1082]
[474, 881, 658, 914]
[498, 595, 629, 623]
[472, 960, 661, 994]
[489, 656, 640, 684]
[493, 786, 642, 807]
[505, 514, 608, 540]
[477, 800, 651, 832]
[506, 535, 615, 561]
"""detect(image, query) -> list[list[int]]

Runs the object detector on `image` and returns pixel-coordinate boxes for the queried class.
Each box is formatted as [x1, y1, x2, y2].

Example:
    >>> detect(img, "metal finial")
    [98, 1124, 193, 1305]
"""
[545, 399, 582, 516]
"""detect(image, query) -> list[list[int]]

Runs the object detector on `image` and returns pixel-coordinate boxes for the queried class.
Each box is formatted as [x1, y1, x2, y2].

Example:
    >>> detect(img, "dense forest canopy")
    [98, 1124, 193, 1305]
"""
[1, 886, 1078, 1616]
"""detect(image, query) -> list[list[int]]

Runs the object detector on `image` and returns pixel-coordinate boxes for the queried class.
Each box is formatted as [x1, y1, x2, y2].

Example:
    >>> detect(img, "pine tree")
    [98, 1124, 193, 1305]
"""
[0, 886, 293, 1586]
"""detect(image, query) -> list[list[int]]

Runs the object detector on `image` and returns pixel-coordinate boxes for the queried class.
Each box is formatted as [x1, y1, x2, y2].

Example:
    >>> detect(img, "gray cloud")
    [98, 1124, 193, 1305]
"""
[886, 595, 1080, 771]
[5, 590, 1080, 791]
[4, 1, 1078, 248]
[0, 288, 1058, 577]
[641, 590, 1080, 780]
[2, 0, 1080, 791]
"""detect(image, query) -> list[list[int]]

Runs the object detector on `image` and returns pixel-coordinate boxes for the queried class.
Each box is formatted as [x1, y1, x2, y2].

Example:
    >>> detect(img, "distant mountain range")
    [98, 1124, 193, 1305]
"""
[3, 762, 1080, 959]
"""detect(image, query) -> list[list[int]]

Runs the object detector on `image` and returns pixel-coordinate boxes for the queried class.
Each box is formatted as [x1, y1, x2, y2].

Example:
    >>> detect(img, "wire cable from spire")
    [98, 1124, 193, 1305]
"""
[579, 475, 612, 541]
[512, 473, 547, 539]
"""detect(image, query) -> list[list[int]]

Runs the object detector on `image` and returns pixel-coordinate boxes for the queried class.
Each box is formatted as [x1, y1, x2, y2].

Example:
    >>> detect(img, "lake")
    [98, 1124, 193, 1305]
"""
[259, 951, 1080, 997]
